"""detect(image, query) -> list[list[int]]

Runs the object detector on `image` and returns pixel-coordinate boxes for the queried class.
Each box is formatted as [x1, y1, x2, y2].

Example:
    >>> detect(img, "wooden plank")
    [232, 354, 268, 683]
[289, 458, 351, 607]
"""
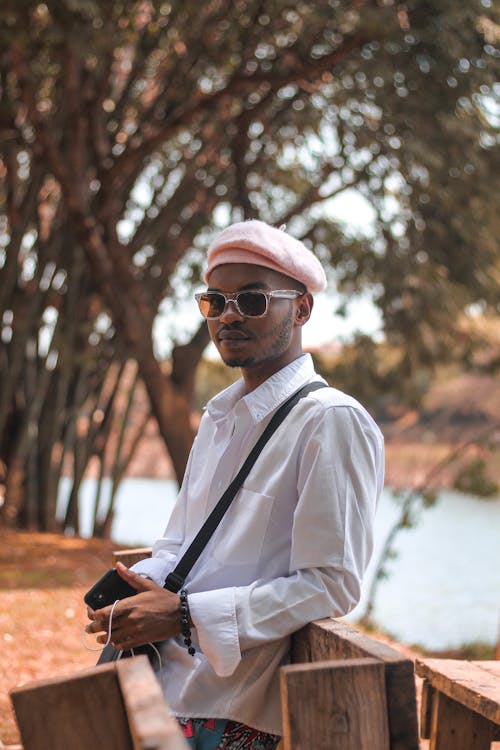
[280, 657, 389, 750]
[112, 548, 152, 568]
[117, 657, 188, 750]
[420, 679, 435, 740]
[10, 663, 133, 750]
[291, 619, 407, 664]
[429, 690, 496, 750]
[415, 659, 500, 724]
[476, 661, 500, 681]
[292, 619, 419, 750]
[477, 660, 500, 739]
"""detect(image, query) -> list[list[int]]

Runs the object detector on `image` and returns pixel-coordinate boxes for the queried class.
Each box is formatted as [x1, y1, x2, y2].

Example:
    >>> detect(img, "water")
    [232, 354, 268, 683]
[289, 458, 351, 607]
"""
[57, 477, 178, 544]
[346, 490, 500, 651]
[58, 478, 500, 651]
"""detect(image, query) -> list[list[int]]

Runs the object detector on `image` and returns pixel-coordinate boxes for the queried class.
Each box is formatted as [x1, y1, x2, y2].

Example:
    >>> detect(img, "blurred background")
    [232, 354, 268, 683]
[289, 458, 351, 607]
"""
[0, 0, 499, 656]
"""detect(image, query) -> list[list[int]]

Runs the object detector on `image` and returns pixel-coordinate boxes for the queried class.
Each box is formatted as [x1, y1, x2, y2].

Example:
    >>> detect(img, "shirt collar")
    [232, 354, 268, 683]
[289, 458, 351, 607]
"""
[206, 353, 317, 424]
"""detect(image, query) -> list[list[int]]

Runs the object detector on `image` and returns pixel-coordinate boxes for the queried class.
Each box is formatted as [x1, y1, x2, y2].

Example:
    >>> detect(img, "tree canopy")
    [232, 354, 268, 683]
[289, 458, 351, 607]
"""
[0, 0, 498, 532]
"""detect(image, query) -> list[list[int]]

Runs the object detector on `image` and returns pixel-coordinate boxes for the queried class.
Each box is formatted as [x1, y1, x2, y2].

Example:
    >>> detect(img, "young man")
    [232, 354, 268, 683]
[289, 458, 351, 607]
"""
[86, 220, 384, 749]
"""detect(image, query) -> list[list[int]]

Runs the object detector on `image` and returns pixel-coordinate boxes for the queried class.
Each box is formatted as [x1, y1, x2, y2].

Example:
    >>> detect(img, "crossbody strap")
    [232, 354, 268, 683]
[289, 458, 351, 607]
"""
[163, 380, 328, 592]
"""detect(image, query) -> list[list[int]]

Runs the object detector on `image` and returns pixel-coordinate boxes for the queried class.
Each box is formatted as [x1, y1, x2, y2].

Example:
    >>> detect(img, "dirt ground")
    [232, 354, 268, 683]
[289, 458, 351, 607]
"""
[0, 529, 495, 748]
[0, 529, 121, 745]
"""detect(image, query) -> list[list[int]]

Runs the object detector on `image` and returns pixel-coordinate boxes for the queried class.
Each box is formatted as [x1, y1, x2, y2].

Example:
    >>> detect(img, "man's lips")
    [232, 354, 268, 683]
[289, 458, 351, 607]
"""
[216, 328, 253, 342]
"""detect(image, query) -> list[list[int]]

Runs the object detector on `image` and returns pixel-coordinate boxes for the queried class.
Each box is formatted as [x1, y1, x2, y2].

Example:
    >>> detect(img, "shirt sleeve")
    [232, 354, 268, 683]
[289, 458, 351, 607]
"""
[188, 404, 384, 677]
[188, 566, 359, 676]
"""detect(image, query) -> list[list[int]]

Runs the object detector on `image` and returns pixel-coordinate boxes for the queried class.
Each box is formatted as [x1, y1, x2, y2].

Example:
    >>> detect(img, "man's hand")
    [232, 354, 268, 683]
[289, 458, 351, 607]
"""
[85, 562, 182, 650]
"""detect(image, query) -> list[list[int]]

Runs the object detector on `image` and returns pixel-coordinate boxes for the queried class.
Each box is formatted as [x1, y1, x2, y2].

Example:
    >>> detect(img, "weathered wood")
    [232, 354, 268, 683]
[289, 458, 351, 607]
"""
[476, 660, 500, 685]
[291, 619, 419, 750]
[429, 690, 496, 750]
[10, 662, 134, 750]
[112, 547, 152, 568]
[281, 657, 389, 750]
[415, 659, 500, 724]
[117, 657, 188, 750]
[420, 679, 435, 740]
[292, 619, 405, 663]
[10, 657, 188, 750]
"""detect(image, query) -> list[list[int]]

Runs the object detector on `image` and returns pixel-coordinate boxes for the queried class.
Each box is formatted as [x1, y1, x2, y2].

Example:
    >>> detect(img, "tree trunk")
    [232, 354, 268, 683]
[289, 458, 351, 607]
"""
[66, 208, 197, 484]
[3, 458, 25, 527]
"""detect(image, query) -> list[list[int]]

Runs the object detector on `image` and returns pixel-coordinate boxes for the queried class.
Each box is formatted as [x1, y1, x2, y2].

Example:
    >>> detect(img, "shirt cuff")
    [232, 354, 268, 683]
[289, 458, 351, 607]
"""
[130, 557, 173, 586]
[188, 588, 241, 677]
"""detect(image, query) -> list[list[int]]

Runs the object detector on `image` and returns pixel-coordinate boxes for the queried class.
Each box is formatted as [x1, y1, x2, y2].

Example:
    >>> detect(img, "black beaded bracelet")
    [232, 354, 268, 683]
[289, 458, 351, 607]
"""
[179, 589, 195, 656]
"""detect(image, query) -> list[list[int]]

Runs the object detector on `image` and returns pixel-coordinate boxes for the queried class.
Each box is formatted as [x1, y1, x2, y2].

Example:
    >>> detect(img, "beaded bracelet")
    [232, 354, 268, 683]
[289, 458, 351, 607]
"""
[180, 589, 195, 656]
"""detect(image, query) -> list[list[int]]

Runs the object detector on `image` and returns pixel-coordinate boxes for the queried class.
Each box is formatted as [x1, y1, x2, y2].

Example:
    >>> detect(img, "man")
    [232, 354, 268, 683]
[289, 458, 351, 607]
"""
[86, 220, 384, 749]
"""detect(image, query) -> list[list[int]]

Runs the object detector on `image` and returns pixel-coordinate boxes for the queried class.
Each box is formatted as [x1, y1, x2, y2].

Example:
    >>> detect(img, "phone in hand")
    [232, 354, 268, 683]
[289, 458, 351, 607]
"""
[84, 568, 137, 610]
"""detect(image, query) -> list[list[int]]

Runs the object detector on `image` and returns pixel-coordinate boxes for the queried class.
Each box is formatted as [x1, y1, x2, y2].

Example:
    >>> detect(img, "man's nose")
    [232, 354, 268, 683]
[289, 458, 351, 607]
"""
[219, 300, 244, 323]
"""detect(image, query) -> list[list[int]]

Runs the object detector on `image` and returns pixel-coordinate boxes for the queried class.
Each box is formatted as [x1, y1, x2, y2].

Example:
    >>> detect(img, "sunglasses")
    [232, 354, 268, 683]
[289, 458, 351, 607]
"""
[195, 289, 303, 319]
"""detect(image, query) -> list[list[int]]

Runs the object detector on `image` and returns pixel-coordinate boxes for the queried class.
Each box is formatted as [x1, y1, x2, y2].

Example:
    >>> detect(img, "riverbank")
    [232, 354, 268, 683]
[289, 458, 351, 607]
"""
[380, 371, 500, 492]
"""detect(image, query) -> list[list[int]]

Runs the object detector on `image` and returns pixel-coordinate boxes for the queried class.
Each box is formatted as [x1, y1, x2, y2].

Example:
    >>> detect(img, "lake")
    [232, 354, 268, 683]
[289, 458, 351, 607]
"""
[58, 478, 500, 652]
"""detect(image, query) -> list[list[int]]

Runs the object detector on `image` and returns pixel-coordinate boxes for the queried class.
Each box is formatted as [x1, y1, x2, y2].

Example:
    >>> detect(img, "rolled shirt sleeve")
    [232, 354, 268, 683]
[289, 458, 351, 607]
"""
[188, 587, 240, 677]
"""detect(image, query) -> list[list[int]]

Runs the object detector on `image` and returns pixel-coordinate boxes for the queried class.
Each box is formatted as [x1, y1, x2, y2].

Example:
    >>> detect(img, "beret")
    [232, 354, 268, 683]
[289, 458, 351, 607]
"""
[205, 220, 327, 293]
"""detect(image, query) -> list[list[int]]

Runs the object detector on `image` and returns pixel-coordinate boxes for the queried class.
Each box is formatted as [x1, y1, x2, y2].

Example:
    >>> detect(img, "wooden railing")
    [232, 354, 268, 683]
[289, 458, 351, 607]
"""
[7, 547, 422, 750]
[113, 548, 420, 750]
[9, 656, 187, 750]
[416, 658, 500, 750]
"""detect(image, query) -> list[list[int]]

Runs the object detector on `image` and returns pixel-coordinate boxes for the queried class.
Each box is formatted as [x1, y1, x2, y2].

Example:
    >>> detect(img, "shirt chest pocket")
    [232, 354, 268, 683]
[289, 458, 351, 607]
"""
[212, 488, 274, 566]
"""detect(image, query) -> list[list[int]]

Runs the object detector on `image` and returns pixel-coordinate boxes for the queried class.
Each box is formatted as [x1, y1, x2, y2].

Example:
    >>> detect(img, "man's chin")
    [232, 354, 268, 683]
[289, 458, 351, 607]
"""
[222, 356, 256, 369]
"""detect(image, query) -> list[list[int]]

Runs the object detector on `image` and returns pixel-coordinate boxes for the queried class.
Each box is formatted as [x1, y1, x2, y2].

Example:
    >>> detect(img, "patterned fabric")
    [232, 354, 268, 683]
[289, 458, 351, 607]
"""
[178, 717, 280, 750]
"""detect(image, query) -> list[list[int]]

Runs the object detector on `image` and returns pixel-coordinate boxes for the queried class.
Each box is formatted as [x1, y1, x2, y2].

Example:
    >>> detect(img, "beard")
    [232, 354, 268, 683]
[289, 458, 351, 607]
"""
[221, 311, 294, 369]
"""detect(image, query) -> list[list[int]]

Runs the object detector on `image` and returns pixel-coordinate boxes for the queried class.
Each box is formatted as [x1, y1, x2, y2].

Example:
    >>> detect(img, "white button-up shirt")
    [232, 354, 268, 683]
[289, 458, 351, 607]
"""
[133, 353, 384, 734]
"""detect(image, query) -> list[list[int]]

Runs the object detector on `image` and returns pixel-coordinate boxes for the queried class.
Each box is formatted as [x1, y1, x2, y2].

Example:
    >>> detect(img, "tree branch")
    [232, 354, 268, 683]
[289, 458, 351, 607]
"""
[104, 31, 368, 197]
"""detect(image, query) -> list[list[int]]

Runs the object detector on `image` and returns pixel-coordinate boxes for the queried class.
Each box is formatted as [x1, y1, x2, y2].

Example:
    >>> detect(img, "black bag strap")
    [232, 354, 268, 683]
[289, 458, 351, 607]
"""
[163, 380, 328, 592]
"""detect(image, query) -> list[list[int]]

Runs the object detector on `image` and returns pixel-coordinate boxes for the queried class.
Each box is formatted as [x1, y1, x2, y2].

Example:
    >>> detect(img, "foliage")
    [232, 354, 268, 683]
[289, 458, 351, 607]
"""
[453, 457, 499, 497]
[429, 641, 496, 660]
[0, 0, 498, 532]
[194, 358, 240, 411]
[311, 336, 432, 412]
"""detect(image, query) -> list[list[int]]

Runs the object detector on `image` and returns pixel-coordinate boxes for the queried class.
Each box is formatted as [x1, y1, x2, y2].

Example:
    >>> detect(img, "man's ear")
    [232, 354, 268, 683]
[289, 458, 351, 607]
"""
[294, 293, 313, 327]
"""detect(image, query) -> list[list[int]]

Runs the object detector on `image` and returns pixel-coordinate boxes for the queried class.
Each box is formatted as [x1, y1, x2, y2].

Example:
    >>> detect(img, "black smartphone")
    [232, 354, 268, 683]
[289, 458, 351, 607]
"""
[84, 568, 137, 610]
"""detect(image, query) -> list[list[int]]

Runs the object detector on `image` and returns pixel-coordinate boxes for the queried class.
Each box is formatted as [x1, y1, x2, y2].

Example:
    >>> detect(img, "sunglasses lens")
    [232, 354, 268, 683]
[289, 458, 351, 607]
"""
[198, 293, 226, 318]
[237, 292, 267, 317]
[197, 291, 268, 318]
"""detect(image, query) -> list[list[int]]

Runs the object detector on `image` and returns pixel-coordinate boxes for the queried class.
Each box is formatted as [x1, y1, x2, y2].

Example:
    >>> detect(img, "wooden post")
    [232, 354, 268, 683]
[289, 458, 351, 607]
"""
[429, 691, 496, 750]
[10, 657, 188, 750]
[420, 679, 435, 739]
[291, 619, 419, 750]
[10, 662, 134, 750]
[117, 658, 187, 750]
[280, 657, 390, 750]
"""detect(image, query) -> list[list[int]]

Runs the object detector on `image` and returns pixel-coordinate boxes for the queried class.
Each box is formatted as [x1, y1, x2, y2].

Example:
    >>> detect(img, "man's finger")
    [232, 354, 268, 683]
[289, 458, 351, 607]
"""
[116, 561, 159, 592]
[85, 619, 107, 634]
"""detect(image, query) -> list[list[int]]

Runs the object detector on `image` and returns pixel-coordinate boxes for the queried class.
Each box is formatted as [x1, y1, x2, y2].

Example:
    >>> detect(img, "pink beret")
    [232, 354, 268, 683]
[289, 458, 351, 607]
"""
[205, 220, 327, 293]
